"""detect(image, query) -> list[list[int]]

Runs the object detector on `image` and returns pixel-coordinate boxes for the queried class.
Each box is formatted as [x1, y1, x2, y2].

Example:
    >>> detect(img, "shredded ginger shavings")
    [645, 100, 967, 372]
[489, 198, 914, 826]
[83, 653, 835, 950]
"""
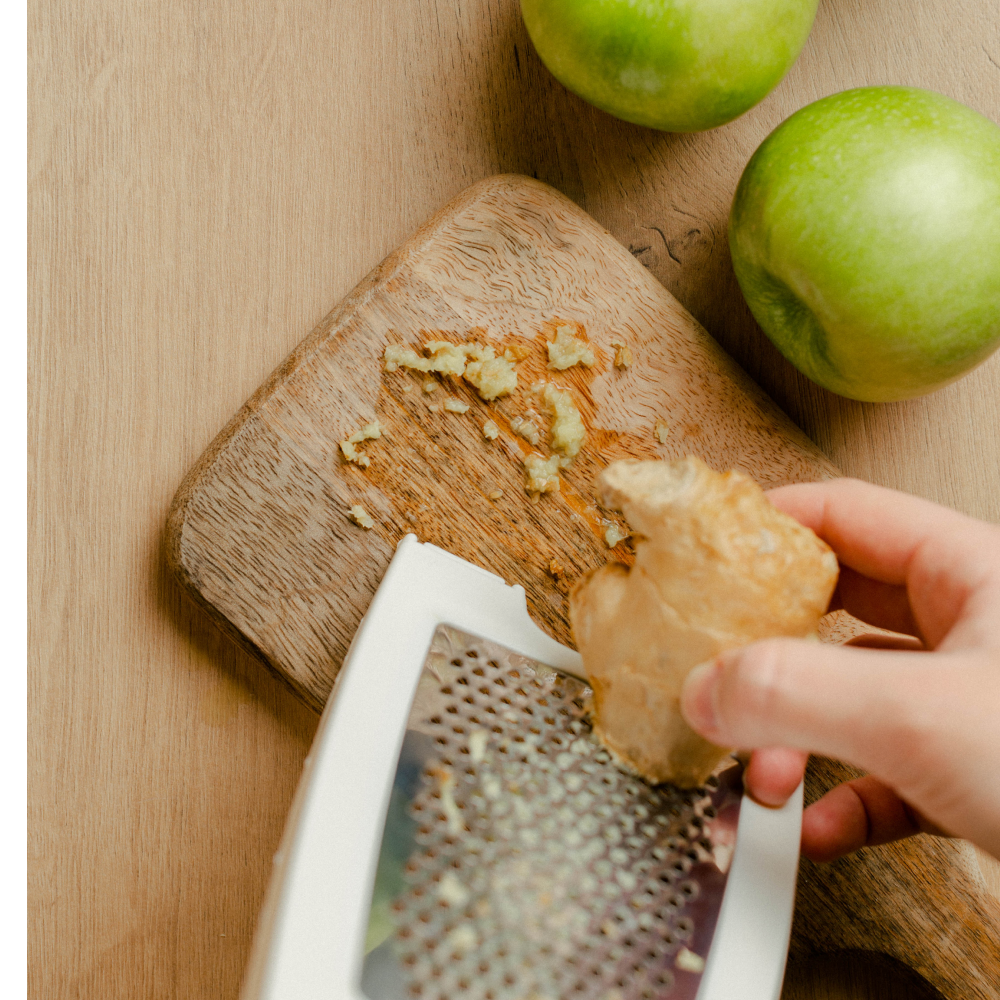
[547, 325, 595, 370]
[383, 340, 489, 376]
[610, 339, 633, 368]
[541, 383, 586, 462]
[482, 419, 500, 441]
[436, 768, 463, 835]
[675, 948, 705, 974]
[503, 342, 531, 362]
[523, 453, 561, 495]
[340, 420, 382, 466]
[443, 397, 470, 413]
[347, 504, 374, 529]
[604, 523, 628, 548]
[464, 351, 517, 400]
[438, 871, 470, 907]
[383, 338, 523, 401]
[655, 420, 669, 444]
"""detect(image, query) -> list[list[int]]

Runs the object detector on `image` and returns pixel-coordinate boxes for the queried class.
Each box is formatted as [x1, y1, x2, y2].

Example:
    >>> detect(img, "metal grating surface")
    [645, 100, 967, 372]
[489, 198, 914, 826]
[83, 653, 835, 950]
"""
[361, 626, 742, 1000]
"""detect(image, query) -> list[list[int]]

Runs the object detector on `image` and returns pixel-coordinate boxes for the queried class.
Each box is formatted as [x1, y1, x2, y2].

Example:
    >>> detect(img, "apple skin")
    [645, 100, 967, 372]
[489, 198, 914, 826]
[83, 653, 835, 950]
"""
[729, 87, 1000, 402]
[520, 0, 818, 133]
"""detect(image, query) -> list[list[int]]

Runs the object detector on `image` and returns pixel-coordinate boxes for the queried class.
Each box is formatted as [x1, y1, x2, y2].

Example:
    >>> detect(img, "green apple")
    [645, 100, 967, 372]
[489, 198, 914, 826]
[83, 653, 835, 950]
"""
[520, 0, 818, 132]
[729, 87, 1000, 402]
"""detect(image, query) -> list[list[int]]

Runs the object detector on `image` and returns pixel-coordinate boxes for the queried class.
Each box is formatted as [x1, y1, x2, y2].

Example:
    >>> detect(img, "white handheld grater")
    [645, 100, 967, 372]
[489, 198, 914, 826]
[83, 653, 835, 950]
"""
[241, 535, 803, 1000]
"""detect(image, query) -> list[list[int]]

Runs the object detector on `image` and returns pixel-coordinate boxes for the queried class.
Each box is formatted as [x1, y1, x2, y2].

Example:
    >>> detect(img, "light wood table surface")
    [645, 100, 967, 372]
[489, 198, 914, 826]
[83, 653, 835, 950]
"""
[29, 1, 1000, 998]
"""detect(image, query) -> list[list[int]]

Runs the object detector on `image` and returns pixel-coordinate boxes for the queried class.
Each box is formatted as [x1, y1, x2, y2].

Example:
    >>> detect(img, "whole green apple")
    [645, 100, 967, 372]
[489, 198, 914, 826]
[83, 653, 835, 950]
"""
[520, 0, 818, 132]
[729, 87, 1000, 402]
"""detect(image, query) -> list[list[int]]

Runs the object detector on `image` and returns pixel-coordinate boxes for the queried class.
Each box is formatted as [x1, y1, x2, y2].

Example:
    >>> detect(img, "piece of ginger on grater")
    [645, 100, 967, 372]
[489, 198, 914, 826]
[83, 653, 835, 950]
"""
[569, 456, 838, 788]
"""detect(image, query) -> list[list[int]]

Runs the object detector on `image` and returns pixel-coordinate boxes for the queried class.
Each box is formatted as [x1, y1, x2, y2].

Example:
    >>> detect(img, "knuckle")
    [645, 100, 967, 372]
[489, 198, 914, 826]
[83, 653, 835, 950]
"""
[720, 639, 795, 734]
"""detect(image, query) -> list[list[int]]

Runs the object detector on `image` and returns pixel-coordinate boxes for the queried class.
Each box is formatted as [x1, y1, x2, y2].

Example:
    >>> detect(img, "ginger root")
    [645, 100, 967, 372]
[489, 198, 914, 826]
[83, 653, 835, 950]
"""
[569, 456, 839, 788]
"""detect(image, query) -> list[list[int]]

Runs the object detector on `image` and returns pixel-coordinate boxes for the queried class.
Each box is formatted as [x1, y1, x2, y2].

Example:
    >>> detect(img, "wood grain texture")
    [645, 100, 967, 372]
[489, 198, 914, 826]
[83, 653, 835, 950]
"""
[29, 2, 999, 1000]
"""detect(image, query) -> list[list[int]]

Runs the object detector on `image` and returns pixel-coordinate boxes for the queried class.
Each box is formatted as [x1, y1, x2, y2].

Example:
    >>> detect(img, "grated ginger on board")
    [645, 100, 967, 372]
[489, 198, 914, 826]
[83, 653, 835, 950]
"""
[502, 342, 531, 362]
[464, 352, 518, 400]
[523, 453, 561, 494]
[482, 420, 500, 441]
[604, 523, 628, 548]
[547, 326, 595, 370]
[340, 420, 382, 467]
[444, 398, 470, 413]
[540, 383, 586, 462]
[347, 504, 374, 529]
[610, 339, 633, 368]
[384, 339, 520, 401]
[383, 341, 489, 375]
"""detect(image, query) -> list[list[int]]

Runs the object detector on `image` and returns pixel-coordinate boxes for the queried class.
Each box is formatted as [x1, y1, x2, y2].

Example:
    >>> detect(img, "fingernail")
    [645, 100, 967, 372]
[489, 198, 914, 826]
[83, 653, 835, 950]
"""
[681, 659, 721, 738]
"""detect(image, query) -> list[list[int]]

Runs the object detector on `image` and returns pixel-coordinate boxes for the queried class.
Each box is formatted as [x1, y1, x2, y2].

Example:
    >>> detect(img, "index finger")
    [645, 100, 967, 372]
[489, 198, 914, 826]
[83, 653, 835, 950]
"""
[765, 479, 976, 584]
[765, 479, 1000, 649]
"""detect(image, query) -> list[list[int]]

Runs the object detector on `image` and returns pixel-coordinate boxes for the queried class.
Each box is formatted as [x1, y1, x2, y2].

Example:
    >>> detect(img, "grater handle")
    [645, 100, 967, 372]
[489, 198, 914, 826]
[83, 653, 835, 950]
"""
[697, 784, 803, 1000]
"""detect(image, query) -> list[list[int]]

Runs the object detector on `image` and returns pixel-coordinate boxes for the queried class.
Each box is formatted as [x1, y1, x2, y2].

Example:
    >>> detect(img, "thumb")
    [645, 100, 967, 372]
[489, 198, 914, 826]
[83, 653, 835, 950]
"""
[679, 638, 935, 777]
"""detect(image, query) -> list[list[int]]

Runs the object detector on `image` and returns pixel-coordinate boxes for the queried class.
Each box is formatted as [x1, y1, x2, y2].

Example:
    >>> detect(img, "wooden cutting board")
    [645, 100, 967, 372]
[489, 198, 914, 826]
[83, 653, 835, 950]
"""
[166, 174, 999, 998]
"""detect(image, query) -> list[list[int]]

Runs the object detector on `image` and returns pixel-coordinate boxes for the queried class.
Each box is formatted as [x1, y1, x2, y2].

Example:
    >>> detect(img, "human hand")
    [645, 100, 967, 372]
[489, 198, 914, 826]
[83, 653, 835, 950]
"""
[679, 478, 1000, 862]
